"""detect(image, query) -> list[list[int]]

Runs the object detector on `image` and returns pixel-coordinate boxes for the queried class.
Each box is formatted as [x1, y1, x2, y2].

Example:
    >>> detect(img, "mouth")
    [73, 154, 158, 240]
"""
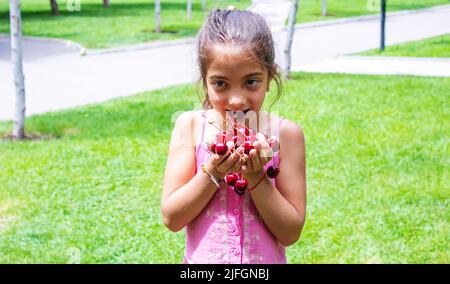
[226, 109, 251, 115]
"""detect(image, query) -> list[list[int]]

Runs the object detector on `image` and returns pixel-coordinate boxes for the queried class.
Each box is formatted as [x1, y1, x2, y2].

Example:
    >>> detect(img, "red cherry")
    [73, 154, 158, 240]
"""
[266, 166, 280, 178]
[210, 143, 217, 153]
[215, 143, 228, 155]
[225, 173, 239, 186]
[243, 141, 254, 155]
[234, 178, 248, 195]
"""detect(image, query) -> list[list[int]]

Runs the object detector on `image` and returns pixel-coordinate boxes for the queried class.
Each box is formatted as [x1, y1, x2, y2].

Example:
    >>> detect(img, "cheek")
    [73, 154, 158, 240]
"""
[207, 86, 225, 104]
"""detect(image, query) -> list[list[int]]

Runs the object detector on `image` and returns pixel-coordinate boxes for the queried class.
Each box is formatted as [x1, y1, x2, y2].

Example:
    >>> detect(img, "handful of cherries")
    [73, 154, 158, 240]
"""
[206, 120, 280, 195]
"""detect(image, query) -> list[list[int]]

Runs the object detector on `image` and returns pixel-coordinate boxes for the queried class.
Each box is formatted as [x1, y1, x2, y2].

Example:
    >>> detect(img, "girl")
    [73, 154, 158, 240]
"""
[161, 7, 306, 264]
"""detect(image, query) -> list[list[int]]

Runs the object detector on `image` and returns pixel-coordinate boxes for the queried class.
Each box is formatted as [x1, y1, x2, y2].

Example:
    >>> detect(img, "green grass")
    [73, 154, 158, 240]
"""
[359, 34, 450, 58]
[297, 0, 447, 23]
[0, 0, 251, 49]
[0, 73, 449, 263]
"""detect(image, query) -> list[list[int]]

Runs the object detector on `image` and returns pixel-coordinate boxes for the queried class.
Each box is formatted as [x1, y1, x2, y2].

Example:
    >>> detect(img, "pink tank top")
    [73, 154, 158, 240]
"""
[183, 110, 286, 264]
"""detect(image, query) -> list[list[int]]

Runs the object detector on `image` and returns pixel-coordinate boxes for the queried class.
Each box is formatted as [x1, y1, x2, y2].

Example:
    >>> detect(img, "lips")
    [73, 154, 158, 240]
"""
[226, 109, 251, 115]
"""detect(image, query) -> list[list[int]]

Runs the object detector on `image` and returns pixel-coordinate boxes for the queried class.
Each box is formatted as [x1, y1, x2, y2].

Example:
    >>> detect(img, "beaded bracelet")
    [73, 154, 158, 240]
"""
[247, 174, 267, 192]
[201, 163, 223, 188]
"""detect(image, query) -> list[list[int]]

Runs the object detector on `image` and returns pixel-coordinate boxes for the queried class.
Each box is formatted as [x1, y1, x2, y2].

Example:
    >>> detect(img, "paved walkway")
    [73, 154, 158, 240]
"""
[296, 56, 450, 77]
[248, 0, 292, 32]
[1, 3, 450, 120]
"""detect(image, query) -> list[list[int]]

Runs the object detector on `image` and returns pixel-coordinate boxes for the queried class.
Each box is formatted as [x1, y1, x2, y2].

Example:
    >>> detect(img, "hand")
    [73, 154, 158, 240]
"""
[206, 141, 243, 179]
[241, 133, 274, 175]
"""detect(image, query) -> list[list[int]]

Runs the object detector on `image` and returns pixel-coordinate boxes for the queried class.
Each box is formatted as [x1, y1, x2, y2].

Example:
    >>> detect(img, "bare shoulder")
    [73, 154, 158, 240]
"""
[277, 118, 306, 164]
[171, 110, 203, 148]
[279, 118, 305, 144]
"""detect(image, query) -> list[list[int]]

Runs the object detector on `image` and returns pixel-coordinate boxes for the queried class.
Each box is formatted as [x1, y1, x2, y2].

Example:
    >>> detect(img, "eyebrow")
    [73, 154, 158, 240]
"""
[208, 72, 264, 80]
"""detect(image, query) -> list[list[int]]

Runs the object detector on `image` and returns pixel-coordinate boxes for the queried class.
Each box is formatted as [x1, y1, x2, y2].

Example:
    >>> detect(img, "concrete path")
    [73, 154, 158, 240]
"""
[1, 4, 450, 120]
[248, 0, 292, 32]
[296, 56, 450, 77]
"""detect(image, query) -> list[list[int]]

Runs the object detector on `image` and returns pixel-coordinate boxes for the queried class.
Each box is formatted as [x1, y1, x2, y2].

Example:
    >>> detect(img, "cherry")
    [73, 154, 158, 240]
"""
[243, 141, 254, 155]
[210, 143, 216, 153]
[234, 178, 248, 195]
[225, 173, 239, 186]
[214, 142, 228, 155]
[266, 166, 280, 178]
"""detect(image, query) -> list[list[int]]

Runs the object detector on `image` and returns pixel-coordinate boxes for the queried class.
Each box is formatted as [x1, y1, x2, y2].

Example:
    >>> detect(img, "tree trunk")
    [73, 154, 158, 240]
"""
[9, 0, 26, 140]
[380, 0, 386, 51]
[103, 0, 110, 8]
[50, 0, 59, 15]
[201, 0, 207, 17]
[155, 0, 161, 33]
[322, 0, 327, 16]
[187, 0, 192, 20]
[284, 0, 300, 79]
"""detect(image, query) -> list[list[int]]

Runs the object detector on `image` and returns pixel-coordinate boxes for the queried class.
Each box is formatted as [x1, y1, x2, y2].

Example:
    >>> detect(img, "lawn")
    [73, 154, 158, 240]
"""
[297, 0, 447, 23]
[0, 0, 251, 49]
[0, 1, 447, 49]
[0, 72, 448, 263]
[359, 34, 450, 58]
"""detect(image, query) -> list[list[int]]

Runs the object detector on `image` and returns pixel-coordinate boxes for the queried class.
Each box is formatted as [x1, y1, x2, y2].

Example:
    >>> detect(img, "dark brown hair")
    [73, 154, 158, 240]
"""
[196, 8, 283, 110]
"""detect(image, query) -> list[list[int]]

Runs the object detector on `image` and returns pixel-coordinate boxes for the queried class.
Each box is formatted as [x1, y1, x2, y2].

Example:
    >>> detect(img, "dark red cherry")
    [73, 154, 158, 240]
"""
[266, 166, 280, 179]
[243, 141, 254, 155]
[234, 178, 248, 195]
[214, 143, 228, 155]
[225, 173, 239, 186]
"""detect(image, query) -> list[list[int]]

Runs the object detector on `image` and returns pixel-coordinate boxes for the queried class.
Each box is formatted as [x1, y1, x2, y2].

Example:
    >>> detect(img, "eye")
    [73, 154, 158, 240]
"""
[212, 81, 227, 88]
[245, 79, 260, 87]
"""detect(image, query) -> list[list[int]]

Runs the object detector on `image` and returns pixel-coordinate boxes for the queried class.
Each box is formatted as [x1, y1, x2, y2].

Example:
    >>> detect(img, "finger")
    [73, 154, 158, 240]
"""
[250, 148, 262, 171]
[227, 155, 242, 173]
[224, 151, 240, 172]
[255, 133, 273, 160]
[244, 153, 254, 173]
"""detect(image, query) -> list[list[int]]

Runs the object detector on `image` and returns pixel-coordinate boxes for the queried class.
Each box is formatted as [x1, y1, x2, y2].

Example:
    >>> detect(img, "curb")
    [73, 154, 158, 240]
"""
[84, 37, 195, 56]
[0, 34, 86, 54]
[343, 55, 450, 63]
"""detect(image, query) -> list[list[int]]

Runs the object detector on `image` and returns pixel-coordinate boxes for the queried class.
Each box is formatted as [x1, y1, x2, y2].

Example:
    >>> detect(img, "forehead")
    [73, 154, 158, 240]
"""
[206, 44, 265, 78]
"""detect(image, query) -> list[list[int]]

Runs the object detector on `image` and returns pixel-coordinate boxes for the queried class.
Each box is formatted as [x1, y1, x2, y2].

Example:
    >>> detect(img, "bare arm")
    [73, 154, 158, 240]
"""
[244, 120, 307, 246]
[161, 112, 242, 232]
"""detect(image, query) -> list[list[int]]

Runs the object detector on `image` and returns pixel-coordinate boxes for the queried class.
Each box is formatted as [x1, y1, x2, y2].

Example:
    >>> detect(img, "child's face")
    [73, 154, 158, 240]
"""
[205, 44, 271, 118]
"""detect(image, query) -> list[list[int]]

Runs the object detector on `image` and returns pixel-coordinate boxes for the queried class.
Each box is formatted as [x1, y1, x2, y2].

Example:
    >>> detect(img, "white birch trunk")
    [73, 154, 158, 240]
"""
[187, 0, 192, 20]
[155, 0, 161, 33]
[10, 0, 26, 139]
[284, 0, 299, 79]
[322, 0, 327, 16]
[201, 0, 207, 17]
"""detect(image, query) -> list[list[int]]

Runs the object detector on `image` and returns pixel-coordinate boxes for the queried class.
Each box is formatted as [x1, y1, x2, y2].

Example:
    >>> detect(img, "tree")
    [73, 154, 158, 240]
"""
[187, 0, 192, 20]
[322, 0, 327, 16]
[50, 0, 59, 15]
[9, 0, 26, 140]
[155, 0, 161, 33]
[103, 0, 110, 7]
[202, 0, 207, 17]
[284, 0, 300, 79]
[380, 0, 386, 51]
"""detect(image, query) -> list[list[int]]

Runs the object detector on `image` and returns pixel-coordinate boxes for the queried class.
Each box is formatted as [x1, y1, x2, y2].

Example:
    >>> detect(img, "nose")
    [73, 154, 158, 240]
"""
[228, 93, 247, 111]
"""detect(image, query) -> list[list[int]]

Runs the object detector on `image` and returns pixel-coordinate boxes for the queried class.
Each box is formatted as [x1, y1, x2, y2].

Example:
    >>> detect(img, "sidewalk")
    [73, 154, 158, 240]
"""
[248, 0, 292, 32]
[296, 56, 450, 77]
[1, 4, 450, 121]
